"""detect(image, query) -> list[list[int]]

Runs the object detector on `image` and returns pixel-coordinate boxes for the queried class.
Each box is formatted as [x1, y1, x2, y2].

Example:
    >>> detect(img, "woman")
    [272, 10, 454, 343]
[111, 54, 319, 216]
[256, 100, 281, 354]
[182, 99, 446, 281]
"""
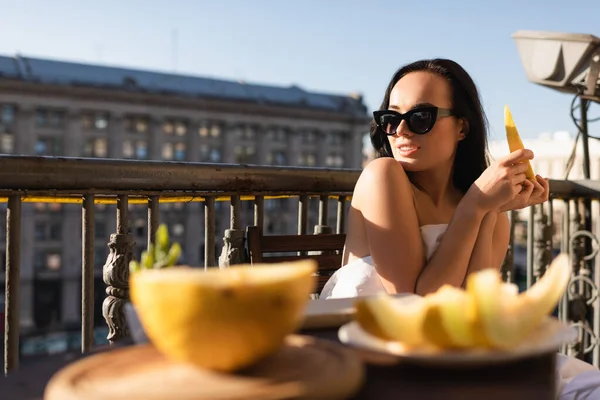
[321, 58, 600, 399]
[321, 58, 548, 299]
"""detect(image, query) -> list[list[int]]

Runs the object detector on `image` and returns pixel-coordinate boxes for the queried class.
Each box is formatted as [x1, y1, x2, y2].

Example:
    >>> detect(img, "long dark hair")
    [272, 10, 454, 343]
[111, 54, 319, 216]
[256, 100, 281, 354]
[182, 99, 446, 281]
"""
[370, 59, 490, 193]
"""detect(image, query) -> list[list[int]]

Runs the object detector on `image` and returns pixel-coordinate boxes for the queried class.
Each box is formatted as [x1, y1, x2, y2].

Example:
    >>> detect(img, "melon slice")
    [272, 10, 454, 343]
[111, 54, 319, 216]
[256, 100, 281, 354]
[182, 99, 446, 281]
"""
[354, 294, 428, 348]
[467, 253, 571, 349]
[130, 260, 316, 372]
[423, 285, 479, 348]
[505, 105, 535, 180]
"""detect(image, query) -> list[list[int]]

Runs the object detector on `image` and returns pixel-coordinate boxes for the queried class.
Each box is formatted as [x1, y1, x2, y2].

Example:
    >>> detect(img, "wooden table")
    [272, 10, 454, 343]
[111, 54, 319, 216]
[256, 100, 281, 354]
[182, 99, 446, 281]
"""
[1, 328, 557, 400]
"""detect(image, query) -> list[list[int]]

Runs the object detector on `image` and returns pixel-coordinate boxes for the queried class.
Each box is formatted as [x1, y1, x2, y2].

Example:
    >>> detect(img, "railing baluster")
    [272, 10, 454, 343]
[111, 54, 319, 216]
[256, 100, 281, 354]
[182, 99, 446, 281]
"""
[204, 196, 215, 269]
[230, 195, 241, 231]
[594, 199, 600, 367]
[218, 195, 245, 267]
[559, 199, 571, 356]
[336, 195, 347, 234]
[4, 194, 21, 375]
[298, 195, 308, 235]
[315, 194, 331, 234]
[501, 210, 515, 283]
[147, 196, 159, 249]
[81, 194, 95, 353]
[102, 194, 134, 344]
[526, 206, 535, 288]
[254, 195, 264, 232]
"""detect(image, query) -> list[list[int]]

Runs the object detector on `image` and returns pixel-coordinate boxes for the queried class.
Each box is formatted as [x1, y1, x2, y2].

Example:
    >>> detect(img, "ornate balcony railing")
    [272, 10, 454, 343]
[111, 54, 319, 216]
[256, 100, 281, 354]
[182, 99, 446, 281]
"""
[1, 155, 600, 375]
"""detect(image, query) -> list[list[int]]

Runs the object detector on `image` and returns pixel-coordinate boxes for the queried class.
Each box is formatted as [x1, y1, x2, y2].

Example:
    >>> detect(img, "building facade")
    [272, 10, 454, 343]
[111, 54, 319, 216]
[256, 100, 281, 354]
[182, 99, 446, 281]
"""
[0, 55, 370, 336]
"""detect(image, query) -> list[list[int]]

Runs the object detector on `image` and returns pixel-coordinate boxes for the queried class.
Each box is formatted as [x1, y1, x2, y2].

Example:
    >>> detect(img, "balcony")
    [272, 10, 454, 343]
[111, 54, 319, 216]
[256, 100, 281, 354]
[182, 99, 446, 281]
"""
[1, 154, 600, 378]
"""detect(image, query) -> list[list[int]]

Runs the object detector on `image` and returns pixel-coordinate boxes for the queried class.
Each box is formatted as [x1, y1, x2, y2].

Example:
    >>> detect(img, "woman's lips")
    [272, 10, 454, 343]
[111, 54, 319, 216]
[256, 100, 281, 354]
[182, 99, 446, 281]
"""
[396, 144, 419, 157]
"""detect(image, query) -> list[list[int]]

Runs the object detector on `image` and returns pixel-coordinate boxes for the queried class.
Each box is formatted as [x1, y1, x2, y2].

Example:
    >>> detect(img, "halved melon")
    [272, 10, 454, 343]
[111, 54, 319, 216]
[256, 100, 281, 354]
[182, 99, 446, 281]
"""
[130, 260, 317, 372]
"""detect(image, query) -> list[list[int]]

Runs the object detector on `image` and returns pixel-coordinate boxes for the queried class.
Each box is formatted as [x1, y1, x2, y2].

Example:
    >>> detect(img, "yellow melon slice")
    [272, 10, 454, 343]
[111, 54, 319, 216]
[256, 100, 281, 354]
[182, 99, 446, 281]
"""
[505, 105, 535, 180]
[130, 260, 316, 372]
[354, 294, 428, 348]
[422, 285, 479, 348]
[467, 253, 571, 349]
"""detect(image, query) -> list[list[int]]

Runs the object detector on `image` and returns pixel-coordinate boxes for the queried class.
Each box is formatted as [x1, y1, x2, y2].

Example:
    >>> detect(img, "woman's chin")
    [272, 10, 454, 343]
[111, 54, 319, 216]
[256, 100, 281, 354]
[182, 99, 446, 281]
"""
[395, 157, 422, 171]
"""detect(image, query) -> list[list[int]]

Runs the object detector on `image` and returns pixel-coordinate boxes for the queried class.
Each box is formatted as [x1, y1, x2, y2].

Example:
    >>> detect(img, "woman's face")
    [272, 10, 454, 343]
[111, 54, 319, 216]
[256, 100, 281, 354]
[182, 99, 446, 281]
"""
[386, 71, 465, 172]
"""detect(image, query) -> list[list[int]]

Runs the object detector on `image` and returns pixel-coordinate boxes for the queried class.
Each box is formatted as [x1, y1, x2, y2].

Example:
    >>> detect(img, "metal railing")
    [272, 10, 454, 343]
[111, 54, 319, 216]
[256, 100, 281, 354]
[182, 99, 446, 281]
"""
[2, 155, 600, 374]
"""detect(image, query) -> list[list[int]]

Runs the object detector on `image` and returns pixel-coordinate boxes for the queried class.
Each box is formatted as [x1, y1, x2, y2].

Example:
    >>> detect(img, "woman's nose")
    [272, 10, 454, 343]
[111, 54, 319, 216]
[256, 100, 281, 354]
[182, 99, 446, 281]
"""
[393, 120, 413, 137]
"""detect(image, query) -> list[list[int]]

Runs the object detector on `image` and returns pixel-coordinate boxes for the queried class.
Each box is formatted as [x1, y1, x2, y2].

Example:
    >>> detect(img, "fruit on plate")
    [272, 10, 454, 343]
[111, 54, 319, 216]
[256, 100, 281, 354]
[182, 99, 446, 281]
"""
[468, 253, 571, 349]
[355, 294, 428, 347]
[130, 260, 317, 372]
[505, 104, 535, 180]
[354, 253, 570, 350]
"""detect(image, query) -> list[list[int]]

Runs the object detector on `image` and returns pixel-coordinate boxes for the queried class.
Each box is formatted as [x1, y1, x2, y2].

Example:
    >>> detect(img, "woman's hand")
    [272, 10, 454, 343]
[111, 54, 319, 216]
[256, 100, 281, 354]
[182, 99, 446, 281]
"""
[465, 149, 534, 214]
[498, 175, 549, 212]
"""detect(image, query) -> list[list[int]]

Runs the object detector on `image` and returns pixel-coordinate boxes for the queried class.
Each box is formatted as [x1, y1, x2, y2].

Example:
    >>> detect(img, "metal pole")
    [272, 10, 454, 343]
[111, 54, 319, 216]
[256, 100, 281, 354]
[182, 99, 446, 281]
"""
[580, 96, 594, 355]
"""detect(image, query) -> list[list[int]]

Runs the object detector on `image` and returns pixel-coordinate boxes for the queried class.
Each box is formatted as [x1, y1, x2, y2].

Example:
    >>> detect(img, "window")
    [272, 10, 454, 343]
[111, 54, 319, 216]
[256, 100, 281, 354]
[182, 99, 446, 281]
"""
[162, 142, 186, 161]
[35, 108, 65, 128]
[0, 133, 14, 153]
[123, 140, 148, 159]
[326, 132, 344, 146]
[234, 145, 256, 164]
[199, 122, 222, 138]
[49, 223, 62, 241]
[163, 119, 187, 137]
[162, 143, 173, 160]
[301, 130, 318, 145]
[266, 128, 288, 143]
[84, 138, 108, 158]
[172, 223, 185, 238]
[326, 153, 345, 168]
[33, 250, 62, 271]
[124, 115, 149, 133]
[266, 150, 287, 166]
[200, 144, 222, 163]
[46, 253, 61, 271]
[35, 222, 46, 240]
[297, 152, 317, 166]
[35, 137, 62, 156]
[82, 112, 109, 131]
[0, 104, 15, 125]
[232, 125, 256, 140]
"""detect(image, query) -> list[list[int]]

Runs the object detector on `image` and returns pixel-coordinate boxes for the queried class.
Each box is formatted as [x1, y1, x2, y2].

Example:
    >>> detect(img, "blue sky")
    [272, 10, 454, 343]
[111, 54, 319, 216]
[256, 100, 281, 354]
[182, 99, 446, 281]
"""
[1, 0, 599, 141]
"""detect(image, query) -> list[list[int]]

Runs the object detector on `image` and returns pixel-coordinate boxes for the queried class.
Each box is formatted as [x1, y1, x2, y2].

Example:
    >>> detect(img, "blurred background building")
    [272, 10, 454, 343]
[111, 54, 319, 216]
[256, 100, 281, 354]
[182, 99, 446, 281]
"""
[0, 54, 370, 346]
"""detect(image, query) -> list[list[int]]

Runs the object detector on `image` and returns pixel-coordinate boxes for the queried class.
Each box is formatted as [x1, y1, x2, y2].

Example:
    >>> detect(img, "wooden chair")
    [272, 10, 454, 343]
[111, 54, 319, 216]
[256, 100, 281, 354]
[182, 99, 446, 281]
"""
[246, 226, 346, 297]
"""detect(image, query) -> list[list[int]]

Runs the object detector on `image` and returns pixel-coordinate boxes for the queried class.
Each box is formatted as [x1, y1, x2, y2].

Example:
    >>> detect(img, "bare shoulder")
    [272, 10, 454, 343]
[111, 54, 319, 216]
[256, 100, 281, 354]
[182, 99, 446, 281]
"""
[355, 158, 411, 192]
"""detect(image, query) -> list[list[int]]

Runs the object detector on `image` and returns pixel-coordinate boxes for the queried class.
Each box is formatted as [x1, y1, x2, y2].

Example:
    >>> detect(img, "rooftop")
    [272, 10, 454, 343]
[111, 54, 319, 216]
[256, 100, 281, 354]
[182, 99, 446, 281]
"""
[0, 54, 367, 116]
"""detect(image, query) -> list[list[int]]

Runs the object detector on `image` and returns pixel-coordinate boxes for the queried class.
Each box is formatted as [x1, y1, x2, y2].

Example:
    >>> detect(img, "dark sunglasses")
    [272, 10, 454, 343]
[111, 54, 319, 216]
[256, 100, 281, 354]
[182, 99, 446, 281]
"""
[373, 106, 453, 135]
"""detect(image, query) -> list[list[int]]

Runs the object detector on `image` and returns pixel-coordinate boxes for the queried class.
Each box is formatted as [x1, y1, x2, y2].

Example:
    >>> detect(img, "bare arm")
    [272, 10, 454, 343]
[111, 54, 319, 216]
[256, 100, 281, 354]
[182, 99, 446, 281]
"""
[351, 158, 485, 295]
[460, 211, 510, 287]
[351, 150, 530, 296]
[413, 196, 485, 295]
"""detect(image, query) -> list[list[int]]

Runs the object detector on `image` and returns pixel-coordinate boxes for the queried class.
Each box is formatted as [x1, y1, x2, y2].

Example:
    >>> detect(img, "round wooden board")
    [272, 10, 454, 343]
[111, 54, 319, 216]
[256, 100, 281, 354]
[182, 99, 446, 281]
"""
[44, 335, 365, 400]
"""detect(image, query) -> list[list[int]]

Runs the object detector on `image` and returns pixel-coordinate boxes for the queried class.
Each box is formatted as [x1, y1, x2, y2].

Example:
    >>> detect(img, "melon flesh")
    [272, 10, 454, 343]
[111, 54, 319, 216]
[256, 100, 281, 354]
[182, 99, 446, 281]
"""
[467, 253, 571, 349]
[130, 260, 316, 372]
[354, 254, 571, 351]
[354, 294, 428, 348]
[505, 105, 535, 180]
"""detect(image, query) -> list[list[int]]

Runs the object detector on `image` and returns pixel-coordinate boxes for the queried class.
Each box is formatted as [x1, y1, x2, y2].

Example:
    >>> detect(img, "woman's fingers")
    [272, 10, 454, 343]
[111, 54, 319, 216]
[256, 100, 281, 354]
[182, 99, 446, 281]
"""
[500, 149, 534, 166]
[511, 172, 526, 185]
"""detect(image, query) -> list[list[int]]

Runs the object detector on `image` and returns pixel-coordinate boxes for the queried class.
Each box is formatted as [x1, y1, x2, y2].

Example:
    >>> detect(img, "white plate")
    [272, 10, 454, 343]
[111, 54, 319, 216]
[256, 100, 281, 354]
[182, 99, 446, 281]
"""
[338, 318, 578, 367]
[301, 294, 420, 330]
